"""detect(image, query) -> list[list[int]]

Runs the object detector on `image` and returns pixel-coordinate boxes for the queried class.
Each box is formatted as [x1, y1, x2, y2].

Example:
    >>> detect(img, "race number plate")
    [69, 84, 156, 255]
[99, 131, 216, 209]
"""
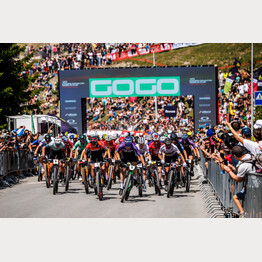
[95, 163, 100, 168]
[129, 165, 135, 171]
[53, 159, 59, 165]
[137, 164, 142, 168]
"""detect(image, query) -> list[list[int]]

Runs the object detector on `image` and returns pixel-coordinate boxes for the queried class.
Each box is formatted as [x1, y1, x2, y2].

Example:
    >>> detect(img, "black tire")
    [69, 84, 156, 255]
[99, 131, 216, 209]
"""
[113, 169, 117, 184]
[53, 167, 58, 195]
[155, 170, 161, 196]
[38, 164, 42, 182]
[121, 172, 132, 203]
[83, 168, 89, 194]
[65, 165, 70, 192]
[185, 169, 190, 192]
[96, 170, 103, 200]
[167, 170, 174, 198]
[72, 164, 77, 180]
[107, 166, 113, 190]
[138, 174, 142, 197]
[45, 164, 50, 188]
[170, 171, 176, 196]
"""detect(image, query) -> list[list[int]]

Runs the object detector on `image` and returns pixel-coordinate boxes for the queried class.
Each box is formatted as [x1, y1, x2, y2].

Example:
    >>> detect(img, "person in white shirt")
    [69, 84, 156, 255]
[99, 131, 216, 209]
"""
[224, 146, 254, 218]
[225, 120, 262, 155]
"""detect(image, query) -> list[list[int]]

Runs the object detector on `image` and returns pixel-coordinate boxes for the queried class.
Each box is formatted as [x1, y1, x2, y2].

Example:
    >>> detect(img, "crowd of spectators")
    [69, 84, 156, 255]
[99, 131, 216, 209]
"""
[218, 67, 252, 126]
[86, 96, 194, 134]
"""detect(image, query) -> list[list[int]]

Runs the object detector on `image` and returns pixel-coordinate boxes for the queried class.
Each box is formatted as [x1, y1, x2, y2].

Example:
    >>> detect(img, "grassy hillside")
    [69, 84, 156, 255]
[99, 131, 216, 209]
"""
[112, 43, 262, 70]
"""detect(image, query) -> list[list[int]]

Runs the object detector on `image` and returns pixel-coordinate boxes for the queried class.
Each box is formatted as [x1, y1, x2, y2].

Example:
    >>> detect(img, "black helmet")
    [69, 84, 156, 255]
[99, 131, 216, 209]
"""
[165, 138, 172, 145]
[44, 134, 51, 142]
[171, 133, 177, 141]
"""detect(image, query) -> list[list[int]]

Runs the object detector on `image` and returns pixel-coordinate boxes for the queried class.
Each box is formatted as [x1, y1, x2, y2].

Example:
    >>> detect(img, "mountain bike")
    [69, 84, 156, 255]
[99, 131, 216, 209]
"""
[52, 159, 60, 195]
[150, 161, 162, 196]
[43, 157, 51, 188]
[184, 159, 191, 192]
[106, 159, 121, 190]
[121, 162, 143, 203]
[167, 162, 181, 198]
[92, 159, 108, 201]
[79, 160, 90, 194]
[64, 158, 76, 192]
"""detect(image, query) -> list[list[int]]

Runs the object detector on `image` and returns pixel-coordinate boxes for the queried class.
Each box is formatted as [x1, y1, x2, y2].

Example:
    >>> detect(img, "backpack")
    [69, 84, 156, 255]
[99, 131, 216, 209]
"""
[240, 154, 262, 173]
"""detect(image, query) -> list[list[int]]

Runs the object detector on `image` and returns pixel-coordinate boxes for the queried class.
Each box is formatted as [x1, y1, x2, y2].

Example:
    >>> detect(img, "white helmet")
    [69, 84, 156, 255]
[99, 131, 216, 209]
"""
[137, 137, 145, 144]
[55, 137, 62, 145]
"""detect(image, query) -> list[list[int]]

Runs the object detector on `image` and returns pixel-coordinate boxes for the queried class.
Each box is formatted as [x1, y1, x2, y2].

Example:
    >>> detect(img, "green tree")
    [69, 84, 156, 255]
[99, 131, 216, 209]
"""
[0, 44, 38, 129]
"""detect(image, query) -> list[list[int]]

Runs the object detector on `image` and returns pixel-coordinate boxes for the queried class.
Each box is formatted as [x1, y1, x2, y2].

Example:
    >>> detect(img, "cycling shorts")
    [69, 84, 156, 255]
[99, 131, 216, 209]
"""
[89, 150, 104, 163]
[165, 153, 179, 163]
[151, 155, 160, 162]
[50, 149, 65, 160]
[121, 151, 138, 164]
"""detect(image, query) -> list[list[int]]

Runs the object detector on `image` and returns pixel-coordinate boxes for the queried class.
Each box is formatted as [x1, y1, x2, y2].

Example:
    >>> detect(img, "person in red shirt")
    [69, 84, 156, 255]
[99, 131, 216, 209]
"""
[81, 136, 111, 186]
[148, 134, 163, 182]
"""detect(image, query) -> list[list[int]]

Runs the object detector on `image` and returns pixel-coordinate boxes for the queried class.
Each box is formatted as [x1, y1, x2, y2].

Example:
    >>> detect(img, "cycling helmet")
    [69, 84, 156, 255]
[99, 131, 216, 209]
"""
[164, 133, 168, 137]
[44, 134, 51, 142]
[137, 137, 145, 144]
[79, 134, 86, 142]
[90, 136, 97, 144]
[160, 136, 166, 142]
[152, 133, 159, 141]
[119, 137, 125, 144]
[165, 138, 172, 145]
[187, 132, 192, 136]
[55, 137, 62, 145]
[111, 134, 117, 140]
[102, 134, 107, 140]
[147, 134, 153, 141]
[105, 135, 112, 142]
[171, 133, 177, 141]
[181, 134, 188, 141]
[69, 134, 74, 140]
[62, 136, 68, 143]
[241, 127, 251, 137]
[124, 137, 133, 145]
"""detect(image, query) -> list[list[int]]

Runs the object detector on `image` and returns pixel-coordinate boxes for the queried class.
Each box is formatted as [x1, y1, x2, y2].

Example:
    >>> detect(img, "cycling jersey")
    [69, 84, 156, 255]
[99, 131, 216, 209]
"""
[179, 138, 196, 156]
[148, 142, 163, 156]
[73, 140, 88, 153]
[39, 137, 54, 147]
[136, 143, 149, 155]
[85, 141, 107, 162]
[45, 141, 66, 151]
[102, 140, 117, 152]
[84, 141, 106, 152]
[159, 144, 180, 157]
[117, 142, 141, 163]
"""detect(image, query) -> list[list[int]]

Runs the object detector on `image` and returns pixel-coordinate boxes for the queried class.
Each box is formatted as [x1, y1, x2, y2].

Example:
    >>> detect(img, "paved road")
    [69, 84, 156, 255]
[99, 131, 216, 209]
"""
[0, 166, 208, 218]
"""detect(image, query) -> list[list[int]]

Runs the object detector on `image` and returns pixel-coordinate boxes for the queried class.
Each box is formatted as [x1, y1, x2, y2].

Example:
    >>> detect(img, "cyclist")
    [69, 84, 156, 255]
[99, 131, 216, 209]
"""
[136, 136, 150, 191]
[42, 137, 66, 185]
[102, 135, 117, 183]
[81, 136, 111, 187]
[158, 137, 186, 191]
[115, 136, 145, 195]
[148, 133, 163, 185]
[180, 134, 199, 176]
[34, 134, 53, 177]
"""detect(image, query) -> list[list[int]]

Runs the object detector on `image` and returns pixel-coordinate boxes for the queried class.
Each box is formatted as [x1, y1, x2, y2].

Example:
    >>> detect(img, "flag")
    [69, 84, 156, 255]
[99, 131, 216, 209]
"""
[249, 67, 262, 94]
[257, 67, 262, 91]
[223, 66, 239, 94]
